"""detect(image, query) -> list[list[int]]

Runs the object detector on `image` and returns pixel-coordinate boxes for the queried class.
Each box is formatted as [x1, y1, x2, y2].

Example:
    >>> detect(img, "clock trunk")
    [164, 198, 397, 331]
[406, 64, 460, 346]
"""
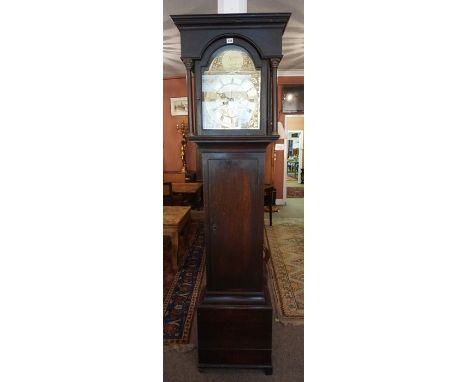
[196, 141, 273, 374]
[203, 150, 264, 292]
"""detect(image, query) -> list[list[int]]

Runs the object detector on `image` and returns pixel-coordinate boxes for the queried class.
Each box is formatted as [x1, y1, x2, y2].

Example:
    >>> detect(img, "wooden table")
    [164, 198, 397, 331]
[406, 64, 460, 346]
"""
[163, 206, 191, 270]
[171, 182, 203, 209]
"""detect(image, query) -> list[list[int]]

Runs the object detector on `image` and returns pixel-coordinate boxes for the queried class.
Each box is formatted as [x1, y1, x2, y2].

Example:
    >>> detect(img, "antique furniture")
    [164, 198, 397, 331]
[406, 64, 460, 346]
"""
[264, 185, 276, 226]
[171, 182, 203, 210]
[172, 12, 290, 375]
[163, 182, 173, 206]
[163, 206, 191, 270]
[163, 171, 186, 183]
[163, 170, 196, 183]
[263, 224, 272, 264]
[184, 170, 197, 182]
[163, 171, 203, 208]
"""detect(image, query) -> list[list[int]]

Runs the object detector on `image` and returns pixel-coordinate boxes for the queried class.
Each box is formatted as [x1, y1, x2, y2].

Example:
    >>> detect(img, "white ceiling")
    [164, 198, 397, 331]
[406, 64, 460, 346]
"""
[163, 0, 304, 78]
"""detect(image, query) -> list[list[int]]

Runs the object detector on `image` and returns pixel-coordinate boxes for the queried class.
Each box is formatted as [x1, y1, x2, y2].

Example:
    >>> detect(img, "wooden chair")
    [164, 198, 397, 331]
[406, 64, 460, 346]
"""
[164, 181, 186, 206]
[163, 172, 186, 183]
[163, 182, 173, 206]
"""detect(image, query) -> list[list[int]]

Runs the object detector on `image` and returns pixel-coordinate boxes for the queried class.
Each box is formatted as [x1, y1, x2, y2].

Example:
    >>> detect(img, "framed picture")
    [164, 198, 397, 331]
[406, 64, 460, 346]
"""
[282, 84, 304, 113]
[170, 97, 188, 116]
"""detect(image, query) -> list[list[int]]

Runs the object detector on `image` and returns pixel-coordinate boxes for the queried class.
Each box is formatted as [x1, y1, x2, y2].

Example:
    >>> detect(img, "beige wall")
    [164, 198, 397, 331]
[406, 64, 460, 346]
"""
[286, 115, 304, 131]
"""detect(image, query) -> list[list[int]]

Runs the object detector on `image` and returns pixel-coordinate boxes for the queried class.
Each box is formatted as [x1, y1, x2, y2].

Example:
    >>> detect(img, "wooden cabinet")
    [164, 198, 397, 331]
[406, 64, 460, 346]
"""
[172, 13, 290, 375]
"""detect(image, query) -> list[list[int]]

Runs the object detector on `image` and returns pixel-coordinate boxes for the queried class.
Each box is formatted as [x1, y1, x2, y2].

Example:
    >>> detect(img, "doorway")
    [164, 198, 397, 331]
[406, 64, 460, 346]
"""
[283, 115, 304, 200]
[287, 131, 303, 183]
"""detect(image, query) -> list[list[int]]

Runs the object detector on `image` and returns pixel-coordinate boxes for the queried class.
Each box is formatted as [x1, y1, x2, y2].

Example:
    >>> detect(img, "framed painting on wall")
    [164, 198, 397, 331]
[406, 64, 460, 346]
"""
[170, 97, 188, 116]
[282, 85, 304, 113]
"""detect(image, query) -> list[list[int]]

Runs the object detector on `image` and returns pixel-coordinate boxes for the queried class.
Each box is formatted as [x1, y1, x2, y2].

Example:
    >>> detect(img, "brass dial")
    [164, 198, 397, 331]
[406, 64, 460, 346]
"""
[202, 46, 261, 130]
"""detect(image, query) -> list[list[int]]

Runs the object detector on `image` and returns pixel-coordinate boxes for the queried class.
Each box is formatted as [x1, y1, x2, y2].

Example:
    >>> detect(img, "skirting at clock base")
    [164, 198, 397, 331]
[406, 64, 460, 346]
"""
[197, 287, 273, 374]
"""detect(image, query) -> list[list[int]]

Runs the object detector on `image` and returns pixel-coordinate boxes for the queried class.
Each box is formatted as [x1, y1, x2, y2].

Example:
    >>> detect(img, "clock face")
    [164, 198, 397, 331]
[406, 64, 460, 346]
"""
[202, 46, 261, 130]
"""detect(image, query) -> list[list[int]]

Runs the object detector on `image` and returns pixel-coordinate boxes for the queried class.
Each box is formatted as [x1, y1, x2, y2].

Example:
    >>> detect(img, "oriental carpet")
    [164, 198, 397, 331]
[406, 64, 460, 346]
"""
[163, 221, 205, 346]
[265, 217, 304, 325]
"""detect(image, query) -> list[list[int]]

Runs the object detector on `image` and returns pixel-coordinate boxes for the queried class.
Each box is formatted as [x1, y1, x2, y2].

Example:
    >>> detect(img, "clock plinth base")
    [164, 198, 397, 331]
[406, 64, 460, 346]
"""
[197, 288, 273, 373]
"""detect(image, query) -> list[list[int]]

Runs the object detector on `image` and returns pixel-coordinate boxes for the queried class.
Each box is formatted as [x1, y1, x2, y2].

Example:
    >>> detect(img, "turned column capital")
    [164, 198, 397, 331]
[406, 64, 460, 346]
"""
[182, 58, 194, 70]
[270, 57, 282, 68]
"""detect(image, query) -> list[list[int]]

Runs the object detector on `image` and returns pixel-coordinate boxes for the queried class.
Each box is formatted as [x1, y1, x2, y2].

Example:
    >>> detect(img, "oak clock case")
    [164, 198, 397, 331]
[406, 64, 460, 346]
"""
[171, 13, 290, 375]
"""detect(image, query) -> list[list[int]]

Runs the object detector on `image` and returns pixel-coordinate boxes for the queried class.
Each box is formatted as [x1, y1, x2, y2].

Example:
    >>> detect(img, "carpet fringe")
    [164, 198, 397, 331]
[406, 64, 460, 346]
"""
[274, 317, 304, 326]
[163, 343, 196, 353]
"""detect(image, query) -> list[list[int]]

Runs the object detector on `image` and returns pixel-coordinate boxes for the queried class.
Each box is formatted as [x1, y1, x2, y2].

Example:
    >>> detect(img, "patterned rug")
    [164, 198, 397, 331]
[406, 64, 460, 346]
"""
[265, 217, 304, 325]
[287, 187, 304, 198]
[163, 221, 205, 346]
[163, 236, 176, 298]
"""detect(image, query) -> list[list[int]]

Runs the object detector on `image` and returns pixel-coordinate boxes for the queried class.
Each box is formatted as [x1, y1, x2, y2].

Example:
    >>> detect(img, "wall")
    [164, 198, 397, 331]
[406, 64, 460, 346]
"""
[163, 77, 197, 173]
[270, 76, 305, 200]
[285, 115, 304, 131]
[162, 75, 304, 200]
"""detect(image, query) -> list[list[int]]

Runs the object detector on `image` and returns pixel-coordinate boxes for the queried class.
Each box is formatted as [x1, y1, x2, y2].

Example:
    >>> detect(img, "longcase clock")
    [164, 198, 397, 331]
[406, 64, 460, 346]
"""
[171, 13, 290, 375]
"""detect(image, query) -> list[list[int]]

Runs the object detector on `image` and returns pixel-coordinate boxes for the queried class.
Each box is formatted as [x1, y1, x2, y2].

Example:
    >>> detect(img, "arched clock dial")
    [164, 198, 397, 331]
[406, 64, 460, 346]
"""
[202, 45, 261, 130]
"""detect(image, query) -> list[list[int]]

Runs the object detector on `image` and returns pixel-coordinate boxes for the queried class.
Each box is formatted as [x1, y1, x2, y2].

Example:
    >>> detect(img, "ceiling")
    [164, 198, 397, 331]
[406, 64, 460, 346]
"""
[163, 0, 304, 78]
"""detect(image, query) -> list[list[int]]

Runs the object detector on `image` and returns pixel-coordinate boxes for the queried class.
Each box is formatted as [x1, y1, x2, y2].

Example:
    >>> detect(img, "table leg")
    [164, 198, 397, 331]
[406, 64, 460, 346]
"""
[170, 231, 179, 270]
[180, 216, 191, 260]
[269, 203, 272, 226]
[266, 187, 273, 226]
